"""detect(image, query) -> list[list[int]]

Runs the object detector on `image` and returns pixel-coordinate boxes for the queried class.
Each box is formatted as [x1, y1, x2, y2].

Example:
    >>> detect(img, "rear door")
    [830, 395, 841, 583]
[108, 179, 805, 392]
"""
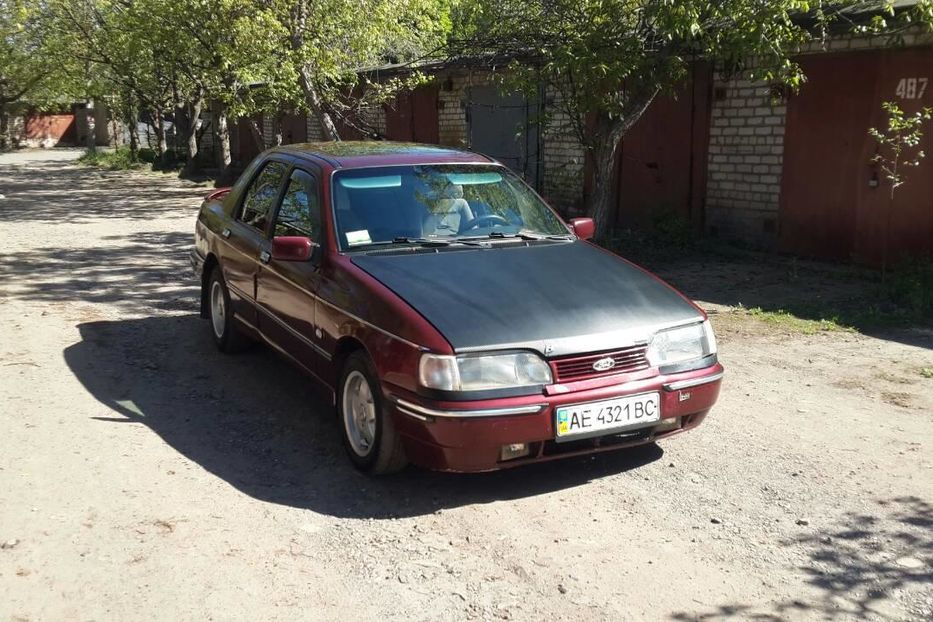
[219, 159, 289, 326]
[256, 166, 327, 376]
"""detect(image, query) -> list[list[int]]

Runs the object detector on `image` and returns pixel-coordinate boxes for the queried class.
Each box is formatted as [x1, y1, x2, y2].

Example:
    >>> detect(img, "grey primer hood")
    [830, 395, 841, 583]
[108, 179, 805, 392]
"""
[351, 241, 703, 357]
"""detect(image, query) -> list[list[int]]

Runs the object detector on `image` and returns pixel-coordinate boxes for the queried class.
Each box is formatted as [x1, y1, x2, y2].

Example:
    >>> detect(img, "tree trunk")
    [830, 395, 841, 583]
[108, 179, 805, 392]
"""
[589, 134, 621, 240]
[247, 118, 265, 151]
[128, 120, 139, 158]
[153, 108, 169, 168]
[85, 98, 96, 152]
[182, 95, 204, 176]
[272, 111, 284, 146]
[124, 91, 139, 159]
[0, 106, 9, 151]
[585, 89, 660, 239]
[215, 107, 233, 183]
[298, 66, 340, 141]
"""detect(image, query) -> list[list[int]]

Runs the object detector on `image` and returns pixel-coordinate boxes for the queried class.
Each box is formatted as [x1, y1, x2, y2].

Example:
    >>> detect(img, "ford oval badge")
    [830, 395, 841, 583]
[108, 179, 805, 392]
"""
[592, 357, 616, 372]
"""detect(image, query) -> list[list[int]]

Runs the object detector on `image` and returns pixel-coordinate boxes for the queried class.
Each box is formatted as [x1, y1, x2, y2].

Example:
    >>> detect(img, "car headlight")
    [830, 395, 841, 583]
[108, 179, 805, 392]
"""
[419, 351, 553, 391]
[646, 320, 717, 367]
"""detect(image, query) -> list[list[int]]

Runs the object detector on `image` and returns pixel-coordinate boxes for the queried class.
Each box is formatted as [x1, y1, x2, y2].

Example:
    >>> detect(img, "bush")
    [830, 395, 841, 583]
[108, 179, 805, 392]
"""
[887, 258, 933, 319]
[77, 147, 150, 170]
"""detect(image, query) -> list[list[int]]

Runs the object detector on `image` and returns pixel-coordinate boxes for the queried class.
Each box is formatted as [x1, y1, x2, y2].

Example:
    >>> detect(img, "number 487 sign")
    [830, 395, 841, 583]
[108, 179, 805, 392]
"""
[896, 77, 929, 100]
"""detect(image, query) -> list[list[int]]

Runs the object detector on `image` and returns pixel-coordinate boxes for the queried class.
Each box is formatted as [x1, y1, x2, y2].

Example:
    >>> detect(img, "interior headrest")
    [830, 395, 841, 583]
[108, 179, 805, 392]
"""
[442, 183, 464, 199]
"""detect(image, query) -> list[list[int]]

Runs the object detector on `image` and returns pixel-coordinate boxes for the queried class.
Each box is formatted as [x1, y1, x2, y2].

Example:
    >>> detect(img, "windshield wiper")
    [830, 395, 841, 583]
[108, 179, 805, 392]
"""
[350, 237, 485, 251]
[484, 231, 574, 241]
[391, 236, 451, 246]
[392, 236, 487, 247]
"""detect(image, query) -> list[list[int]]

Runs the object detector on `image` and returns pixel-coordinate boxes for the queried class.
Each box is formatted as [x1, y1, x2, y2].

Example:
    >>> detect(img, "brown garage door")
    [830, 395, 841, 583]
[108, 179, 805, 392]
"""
[780, 48, 933, 264]
[614, 64, 712, 231]
[385, 86, 440, 144]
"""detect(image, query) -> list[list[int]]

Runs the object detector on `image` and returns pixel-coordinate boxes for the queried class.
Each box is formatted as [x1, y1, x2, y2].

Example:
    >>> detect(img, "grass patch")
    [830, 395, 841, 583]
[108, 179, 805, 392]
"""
[886, 259, 933, 319]
[738, 305, 850, 335]
[920, 368, 933, 379]
[77, 147, 156, 170]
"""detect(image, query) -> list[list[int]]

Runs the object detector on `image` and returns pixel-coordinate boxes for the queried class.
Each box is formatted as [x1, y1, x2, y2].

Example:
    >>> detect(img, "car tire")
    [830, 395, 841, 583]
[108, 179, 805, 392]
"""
[207, 267, 250, 353]
[338, 351, 408, 475]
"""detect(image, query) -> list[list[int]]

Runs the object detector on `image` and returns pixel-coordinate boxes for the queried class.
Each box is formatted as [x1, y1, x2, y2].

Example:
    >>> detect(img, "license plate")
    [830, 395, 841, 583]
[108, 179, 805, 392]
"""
[555, 392, 661, 440]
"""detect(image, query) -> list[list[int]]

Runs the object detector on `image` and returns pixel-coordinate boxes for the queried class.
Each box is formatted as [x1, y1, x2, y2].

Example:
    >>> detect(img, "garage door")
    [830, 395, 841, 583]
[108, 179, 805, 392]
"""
[467, 85, 540, 189]
[780, 48, 933, 264]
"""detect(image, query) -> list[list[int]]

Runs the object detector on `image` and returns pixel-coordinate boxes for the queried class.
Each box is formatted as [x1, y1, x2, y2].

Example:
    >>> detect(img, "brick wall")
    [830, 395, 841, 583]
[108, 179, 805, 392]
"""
[360, 104, 386, 137]
[703, 31, 933, 248]
[540, 86, 586, 214]
[307, 116, 325, 141]
[705, 77, 786, 247]
[262, 115, 273, 147]
[436, 71, 473, 147]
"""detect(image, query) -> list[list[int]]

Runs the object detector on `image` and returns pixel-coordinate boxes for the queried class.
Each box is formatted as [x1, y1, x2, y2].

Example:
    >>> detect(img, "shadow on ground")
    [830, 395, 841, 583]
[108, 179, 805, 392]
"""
[63, 314, 663, 519]
[669, 496, 933, 621]
[0, 230, 196, 313]
[0, 158, 207, 224]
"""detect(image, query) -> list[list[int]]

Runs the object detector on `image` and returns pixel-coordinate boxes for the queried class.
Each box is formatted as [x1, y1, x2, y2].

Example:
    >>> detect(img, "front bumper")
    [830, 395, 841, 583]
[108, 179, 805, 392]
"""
[388, 364, 724, 472]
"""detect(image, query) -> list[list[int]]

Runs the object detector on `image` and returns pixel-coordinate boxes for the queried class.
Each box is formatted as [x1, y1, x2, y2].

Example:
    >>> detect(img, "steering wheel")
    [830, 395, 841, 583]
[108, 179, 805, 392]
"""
[460, 214, 511, 232]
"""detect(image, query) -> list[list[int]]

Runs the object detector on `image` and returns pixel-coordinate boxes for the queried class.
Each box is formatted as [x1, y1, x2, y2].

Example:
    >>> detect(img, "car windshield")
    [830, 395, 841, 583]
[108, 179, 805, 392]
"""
[332, 164, 569, 250]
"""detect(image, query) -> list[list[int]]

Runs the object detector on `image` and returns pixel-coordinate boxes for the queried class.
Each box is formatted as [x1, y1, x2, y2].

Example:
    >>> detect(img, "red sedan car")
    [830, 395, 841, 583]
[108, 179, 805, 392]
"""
[191, 143, 723, 474]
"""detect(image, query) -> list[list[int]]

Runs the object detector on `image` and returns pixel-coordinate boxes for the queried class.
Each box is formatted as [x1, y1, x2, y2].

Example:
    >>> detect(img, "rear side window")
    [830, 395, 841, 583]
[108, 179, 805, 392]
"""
[239, 161, 288, 232]
[274, 170, 321, 239]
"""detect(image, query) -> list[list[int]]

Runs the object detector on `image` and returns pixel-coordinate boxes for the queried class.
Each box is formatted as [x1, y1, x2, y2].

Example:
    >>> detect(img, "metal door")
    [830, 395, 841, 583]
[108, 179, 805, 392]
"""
[386, 86, 440, 144]
[780, 49, 933, 263]
[615, 64, 712, 230]
[467, 85, 540, 188]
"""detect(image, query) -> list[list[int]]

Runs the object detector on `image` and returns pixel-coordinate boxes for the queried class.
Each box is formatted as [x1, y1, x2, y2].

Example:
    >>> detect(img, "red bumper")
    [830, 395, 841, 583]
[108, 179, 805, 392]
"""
[386, 364, 724, 472]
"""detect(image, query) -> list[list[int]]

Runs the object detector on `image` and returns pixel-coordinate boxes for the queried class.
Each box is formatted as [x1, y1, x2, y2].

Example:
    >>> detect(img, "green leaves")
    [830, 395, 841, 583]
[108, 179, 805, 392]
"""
[869, 101, 933, 194]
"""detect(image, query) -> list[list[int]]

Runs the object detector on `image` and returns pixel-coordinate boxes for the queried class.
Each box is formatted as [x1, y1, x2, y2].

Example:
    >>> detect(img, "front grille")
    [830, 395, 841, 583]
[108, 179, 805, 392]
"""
[551, 345, 650, 382]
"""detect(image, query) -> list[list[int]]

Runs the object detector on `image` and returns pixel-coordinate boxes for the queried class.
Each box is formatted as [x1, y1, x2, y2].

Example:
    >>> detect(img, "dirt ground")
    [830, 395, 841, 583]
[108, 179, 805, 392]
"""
[1, 149, 931, 622]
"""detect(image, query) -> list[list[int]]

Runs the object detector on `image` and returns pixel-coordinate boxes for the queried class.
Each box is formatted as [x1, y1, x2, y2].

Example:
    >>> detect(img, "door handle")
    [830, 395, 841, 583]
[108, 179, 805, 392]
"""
[221, 228, 231, 239]
[259, 250, 271, 264]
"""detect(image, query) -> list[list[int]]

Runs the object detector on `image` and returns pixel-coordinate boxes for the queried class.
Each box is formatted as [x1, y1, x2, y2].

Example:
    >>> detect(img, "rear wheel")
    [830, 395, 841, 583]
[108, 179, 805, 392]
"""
[338, 351, 407, 475]
[207, 267, 249, 353]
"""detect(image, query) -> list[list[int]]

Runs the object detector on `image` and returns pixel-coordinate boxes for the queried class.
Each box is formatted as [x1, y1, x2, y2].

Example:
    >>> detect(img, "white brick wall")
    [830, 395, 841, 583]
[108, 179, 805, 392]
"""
[797, 26, 933, 55]
[436, 72, 473, 147]
[307, 115, 325, 141]
[262, 115, 273, 147]
[359, 104, 386, 137]
[705, 77, 786, 245]
[541, 85, 586, 213]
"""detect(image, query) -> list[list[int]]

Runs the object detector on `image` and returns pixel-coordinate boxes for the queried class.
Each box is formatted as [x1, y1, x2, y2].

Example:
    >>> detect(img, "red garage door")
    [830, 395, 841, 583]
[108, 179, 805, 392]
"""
[385, 86, 439, 144]
[780, 48, 933, 264]
[614, 63, 712, 231]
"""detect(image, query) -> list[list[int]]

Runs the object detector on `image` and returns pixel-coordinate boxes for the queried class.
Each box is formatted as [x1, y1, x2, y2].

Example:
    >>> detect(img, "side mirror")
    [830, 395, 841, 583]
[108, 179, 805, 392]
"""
[271, 236, 314, 261]
[569, 217, 595, 240]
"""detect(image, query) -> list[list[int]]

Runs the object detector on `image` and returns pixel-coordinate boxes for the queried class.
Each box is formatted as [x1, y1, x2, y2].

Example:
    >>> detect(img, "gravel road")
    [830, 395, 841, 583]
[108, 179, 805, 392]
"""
[1, 150, 931, 621]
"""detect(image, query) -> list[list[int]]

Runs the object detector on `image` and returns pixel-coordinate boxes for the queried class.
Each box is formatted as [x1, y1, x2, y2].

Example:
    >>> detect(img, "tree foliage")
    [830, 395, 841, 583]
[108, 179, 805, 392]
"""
[451, 0, 933, 236]
[868, 100, 932, 279]
[869, 100, 933, 199]
[34, 0, 451, 171]
[0, 0, 83, 148]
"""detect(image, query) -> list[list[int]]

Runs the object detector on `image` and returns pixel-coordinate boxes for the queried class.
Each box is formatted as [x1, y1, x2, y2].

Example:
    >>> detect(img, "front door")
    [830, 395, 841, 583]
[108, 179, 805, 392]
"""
[219, 160, 289, 326]
[256, 167, 326, 377]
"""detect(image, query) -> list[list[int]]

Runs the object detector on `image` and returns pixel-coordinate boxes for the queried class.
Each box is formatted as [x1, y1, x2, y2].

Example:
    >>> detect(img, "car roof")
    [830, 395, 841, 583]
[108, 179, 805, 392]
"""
[272, 141, 495, 168]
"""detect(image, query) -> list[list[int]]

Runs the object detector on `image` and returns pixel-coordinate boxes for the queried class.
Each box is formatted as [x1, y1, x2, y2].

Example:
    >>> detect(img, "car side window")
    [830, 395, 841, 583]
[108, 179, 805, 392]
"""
[273, 169, 321, 239]
[239, 161, 288, 232]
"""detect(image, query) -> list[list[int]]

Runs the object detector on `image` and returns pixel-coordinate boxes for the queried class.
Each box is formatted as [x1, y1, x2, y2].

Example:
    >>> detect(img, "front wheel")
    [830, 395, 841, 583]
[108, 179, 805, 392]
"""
[207, 267, 249, 353]
[338, 352, 407, 475]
